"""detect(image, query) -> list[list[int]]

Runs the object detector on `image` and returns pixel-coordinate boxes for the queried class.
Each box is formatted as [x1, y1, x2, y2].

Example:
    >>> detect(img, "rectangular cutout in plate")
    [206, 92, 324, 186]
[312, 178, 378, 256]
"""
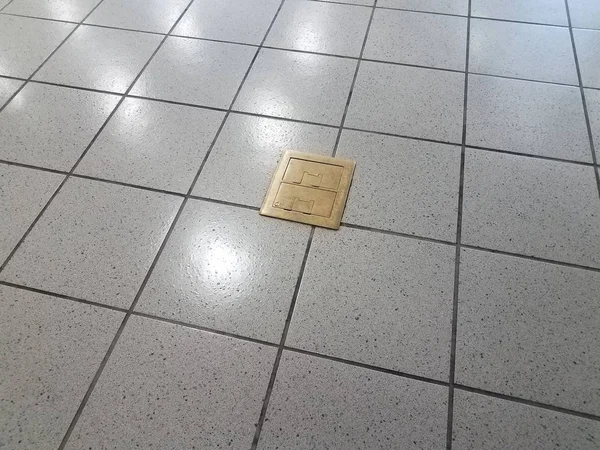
[260, 151, 355, 229]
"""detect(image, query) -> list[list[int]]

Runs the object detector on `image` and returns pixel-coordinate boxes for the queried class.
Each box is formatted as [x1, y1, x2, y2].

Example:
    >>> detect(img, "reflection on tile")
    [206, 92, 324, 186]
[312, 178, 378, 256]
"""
[131, 37, 256, 108]
[569, 0, 600, 30]
[193, 113, 337, 206]
[0, 77, 23, 108]
[574, 29, 600, 89]
[345, 61, 465, 142]
[0, 83, 120, 170]
[85, 0, 189, 33]
[265, 0, 371, 57]
[337, 130, 460, 241]
[585, 88, 600, 160]
[258, 351, 448, 449]
[287, 227, 455, 380]
[4, 0, 99, 21]
[0, 178, 182, 308]
[471, 0, 568, 25]
[234, 48, 356, 125]
[0, 165, 63, 264]
[364, 9, 467, 71]
[76, 98, 225, 193]
[467, 75, 591, 161]
[377, 0, 468, 15]
[0, 15, 74, 78]
[469, 19, 577, 85]
[0, 285, 124, 450]
[462, 150, 600, 268]
[34, 25, 162, 93]
[174, 0, 281, 45]
[65, 315, 276, 449]
[456, 248, 600, 414]
[136, 200, 311, 342]
[453, 390, 600, 449]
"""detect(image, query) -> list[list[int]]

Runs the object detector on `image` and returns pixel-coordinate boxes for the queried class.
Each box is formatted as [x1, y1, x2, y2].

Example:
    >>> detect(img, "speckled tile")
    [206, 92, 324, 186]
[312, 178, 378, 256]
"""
[34, 25, 162, 93]
[193, 113, 337, 206]
[0, 77, 23, 108]
[0, 164, 63, 265]
[452, 390, 600, 449]
[0, 15, 74, 78]
[376, 0, 468, 15]
[76, 98, 225, 193]
[85, 0, 189, 33]
[234, 48, 356, 125]
[131, 37, 256, 109]
[471, 0, 568, 25]
[574, 29, 600, 89]
[173, 0, 281, 45]
[257, 351, 448, 449]
[135, 199, 310, 343]
[336, 130, 461, 241]
[4, 0, 99, 21]
[345, 61, 465, 142]
[0, 178, 182, 308]
[64, 315, 276, 449]
[364, 9, 467, 71]
[456, 248, 600, 414]
[585, 88, 600, 160]
[0, 285, 124, 450]
[265, 0, 371, 57]
[0, 83, 120, 170]
[467, 75, 591, 162]
[569, 0, 600, 30]
[287, 226, 455, 380]
[469, 19, 578, 85]
[462, 149, 600, 268]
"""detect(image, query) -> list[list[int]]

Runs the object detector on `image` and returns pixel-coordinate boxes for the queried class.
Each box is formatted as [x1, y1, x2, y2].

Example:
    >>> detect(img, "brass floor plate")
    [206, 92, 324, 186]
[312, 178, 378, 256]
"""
[260, 151, 355, 229]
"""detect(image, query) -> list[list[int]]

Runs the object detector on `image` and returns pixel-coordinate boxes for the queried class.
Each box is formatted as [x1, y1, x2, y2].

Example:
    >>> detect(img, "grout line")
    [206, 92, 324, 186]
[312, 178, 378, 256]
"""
[563, 0, 600, 199]
[187, 195, 261, 211]
[250, 227, 315, 449]
[340, 222, 455, 246]
[446, 0, 471, 447]
[0, 0, 15, 12]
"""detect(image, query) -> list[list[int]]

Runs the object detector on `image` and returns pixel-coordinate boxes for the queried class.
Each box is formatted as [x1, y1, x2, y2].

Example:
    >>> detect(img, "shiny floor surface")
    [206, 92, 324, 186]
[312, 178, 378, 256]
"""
[1, 0, 600, 448]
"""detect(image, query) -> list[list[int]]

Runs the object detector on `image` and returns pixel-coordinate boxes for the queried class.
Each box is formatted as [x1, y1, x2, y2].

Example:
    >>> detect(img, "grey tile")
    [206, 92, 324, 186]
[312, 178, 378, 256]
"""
[0, 15, 74, 78]
[574, 29, 600, 89]
[0, 164, 63, 264]
[0, 83, 120, 170]
[234, 48, 356, 125]
[265, 0, 372, 57]
[456, 248, 600, 414]
[469, 19, 578, 85]
[0, 285, 124, 450]
[76, 98, 225, 193]
[0, 77, 23, 108]
[462, 149, 600, 268]
[65, 315, 276, 449]
[257, 351, 448, 450]
[467, 75, 591, 162]
[364, 9, 467, 71]
[4, 0, 99, 21]
[0, 178, 182, 308]
[569, 0, 600, 30]
[345, 61, 465, 142]
[136, 200, 311, 343]
[193, 113, 337, 206]
[34, 25, 162, 93]
[585, 88, 600, 160]
[85, 0, 189, 33]
[173, 0, 281, 45]
[131, 37, 255, 109]
[377, 0, 468, 15]
[287, 226, 455, 380]
[453, 390, 600, 449]
[471, 0, 568, 25]
[337, 130, 461, 241]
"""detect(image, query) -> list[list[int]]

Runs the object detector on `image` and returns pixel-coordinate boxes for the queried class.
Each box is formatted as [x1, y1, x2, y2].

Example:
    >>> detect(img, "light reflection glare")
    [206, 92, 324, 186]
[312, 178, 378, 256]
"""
[195, 238, 248, 286]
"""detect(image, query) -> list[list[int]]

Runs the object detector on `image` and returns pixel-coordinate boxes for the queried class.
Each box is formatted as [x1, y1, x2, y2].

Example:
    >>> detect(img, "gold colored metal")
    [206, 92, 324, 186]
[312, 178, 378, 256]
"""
[260, 151, 355, 229]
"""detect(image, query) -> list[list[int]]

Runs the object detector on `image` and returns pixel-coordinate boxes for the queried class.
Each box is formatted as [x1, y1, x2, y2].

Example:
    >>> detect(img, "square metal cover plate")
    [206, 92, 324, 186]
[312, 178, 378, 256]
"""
[260, 151, 355, 229]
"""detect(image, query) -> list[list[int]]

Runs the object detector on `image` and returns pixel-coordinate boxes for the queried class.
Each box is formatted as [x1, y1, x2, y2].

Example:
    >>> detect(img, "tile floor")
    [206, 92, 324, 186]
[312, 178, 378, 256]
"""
[0, 0, 599, 448]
